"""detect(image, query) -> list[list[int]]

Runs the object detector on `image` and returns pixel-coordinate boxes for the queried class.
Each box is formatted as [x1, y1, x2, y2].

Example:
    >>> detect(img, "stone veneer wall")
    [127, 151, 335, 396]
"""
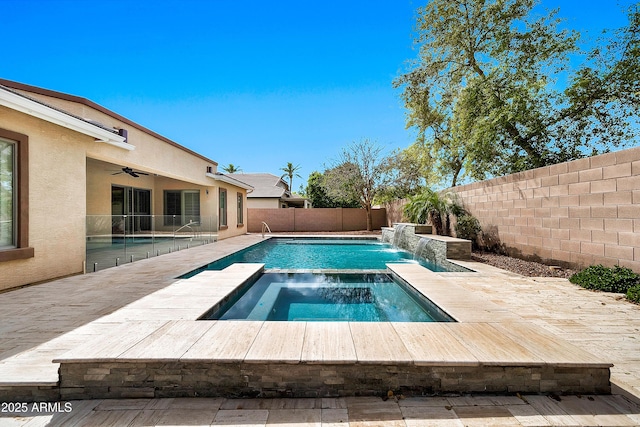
[57, 361, 610, 400]
[449, 146, 640, 272]
[381, 223, 471, 272]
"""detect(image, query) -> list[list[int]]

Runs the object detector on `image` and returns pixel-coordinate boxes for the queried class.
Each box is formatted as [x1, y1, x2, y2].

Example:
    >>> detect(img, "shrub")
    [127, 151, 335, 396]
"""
[569, 265, 640, 293]
[404, 189, 466, 236]
[627, 284, 640, 304]
[454, 215, 481, 248]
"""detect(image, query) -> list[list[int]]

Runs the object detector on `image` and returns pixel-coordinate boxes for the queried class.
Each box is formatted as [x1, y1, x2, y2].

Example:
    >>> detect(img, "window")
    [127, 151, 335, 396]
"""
[219, 188, 227, 228]
[112, 186, 152, 231]
[237, 192, 243, 225]
[0, 137, 15, 248]
[183, 191, 200, 218]
[0, 129, 32, 261]
[164, 190, 200, 225]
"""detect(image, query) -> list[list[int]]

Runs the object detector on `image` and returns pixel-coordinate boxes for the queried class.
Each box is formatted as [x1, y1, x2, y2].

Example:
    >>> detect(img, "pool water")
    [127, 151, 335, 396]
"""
[201, 273, 454, 322]
[183, 238, 452, 277]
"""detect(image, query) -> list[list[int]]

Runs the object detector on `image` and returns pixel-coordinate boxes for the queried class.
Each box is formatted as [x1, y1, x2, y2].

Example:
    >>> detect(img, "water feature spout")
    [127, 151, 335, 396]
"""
[392, 224, 406, 248]
[414, 237, 430, 260]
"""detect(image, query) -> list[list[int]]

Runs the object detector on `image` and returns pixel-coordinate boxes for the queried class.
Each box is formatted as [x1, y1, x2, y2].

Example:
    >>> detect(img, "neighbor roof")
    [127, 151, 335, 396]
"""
[226, 173, 289, 198]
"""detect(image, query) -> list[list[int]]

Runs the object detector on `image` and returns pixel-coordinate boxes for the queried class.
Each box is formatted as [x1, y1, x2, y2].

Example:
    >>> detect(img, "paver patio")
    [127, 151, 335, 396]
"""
[1, 233, 639, 425]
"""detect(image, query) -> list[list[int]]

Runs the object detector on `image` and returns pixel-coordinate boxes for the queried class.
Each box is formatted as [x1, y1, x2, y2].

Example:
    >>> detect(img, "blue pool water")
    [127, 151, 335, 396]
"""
[183, 238, 452, 277]
[201, 273, 454, 322]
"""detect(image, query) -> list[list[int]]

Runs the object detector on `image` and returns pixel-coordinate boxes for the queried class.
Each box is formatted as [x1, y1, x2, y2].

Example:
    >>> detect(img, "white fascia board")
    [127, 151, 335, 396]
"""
[206, 172, 254, 190]
[0, 88, 132, 150]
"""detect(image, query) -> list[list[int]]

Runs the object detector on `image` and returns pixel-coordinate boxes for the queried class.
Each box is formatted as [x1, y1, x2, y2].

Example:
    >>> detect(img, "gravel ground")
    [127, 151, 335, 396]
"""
[471, 251, 577, 278]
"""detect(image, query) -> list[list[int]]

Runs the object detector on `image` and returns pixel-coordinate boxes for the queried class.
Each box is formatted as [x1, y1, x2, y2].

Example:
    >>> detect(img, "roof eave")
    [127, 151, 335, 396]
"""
[0, 86, 130, 149]
[207, 172, 254, 191]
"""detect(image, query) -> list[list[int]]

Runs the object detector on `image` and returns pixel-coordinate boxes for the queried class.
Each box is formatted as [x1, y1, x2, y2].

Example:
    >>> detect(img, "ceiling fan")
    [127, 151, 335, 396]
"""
[111, 167, 149, 178]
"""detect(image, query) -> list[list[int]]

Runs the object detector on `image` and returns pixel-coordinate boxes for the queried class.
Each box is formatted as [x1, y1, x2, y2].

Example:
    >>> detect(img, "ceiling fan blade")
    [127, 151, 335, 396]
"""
[109, 167, 148, 177]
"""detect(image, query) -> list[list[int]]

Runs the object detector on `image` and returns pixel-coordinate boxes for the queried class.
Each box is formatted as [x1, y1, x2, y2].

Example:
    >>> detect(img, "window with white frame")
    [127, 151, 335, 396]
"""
[164, 190, 200, 225]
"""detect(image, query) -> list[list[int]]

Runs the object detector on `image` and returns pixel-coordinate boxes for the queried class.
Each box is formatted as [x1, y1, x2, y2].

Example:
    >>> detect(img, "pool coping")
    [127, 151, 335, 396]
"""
[50, 261, 612, 399]
[53, 262, 610, 367]
[0, 233, 622, 401]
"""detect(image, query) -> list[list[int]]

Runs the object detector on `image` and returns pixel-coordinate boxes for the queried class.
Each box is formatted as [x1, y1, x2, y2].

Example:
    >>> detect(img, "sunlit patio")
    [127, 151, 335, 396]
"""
[1, 234, 639, 425]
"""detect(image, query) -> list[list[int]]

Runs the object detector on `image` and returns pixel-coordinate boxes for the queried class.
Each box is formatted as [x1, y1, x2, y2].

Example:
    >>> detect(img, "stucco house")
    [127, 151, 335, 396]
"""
[227, 173, 311, 208]
[0, 79, 252, 291]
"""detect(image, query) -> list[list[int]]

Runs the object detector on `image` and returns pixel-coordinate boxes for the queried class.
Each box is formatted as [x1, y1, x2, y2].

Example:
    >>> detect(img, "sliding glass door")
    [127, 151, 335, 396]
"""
[112, 186, 152, 232]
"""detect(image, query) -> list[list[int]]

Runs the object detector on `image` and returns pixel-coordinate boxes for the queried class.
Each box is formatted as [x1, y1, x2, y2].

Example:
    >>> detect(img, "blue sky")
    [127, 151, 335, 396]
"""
[2, 0, 634, 191]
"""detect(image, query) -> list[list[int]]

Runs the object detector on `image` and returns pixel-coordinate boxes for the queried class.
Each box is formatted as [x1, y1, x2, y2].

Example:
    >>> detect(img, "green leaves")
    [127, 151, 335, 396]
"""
[627, 284, 640, 304]
[280, 162, 302, 192]
[587, 265, 640, 305]
[305, 171, 359, 208]
[403, 189, 465, 235]
[569, 265, 640, 294]
[221, 164, 241, 173]
[454, 214, 482, 248]
[395, 0, 639, 186]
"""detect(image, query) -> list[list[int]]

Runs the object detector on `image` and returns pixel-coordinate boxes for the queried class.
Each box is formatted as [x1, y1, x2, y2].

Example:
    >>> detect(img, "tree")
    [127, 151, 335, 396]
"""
[561, 4, 640, 149]
[305, 171, 360, 208]
[305, 171, 333, 208]
[221, 164, 241, 173]
[377, 143, 434, 202]
[404, 189, 465, 236]
[324, 139, 387, 231]
[394, 0, 639, 183]
[280, 162, 302, 191]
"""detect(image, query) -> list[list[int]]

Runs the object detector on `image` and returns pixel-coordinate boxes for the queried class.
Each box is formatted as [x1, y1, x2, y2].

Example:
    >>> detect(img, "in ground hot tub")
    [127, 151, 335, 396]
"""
[199, 272, 455, 322]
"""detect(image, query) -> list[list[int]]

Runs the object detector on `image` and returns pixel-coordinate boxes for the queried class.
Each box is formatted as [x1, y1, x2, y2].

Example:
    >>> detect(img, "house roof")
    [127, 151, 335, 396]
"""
[0, 78, 217, 165]
[206, 172, 254, 191]
[0, 84, 128, 148]
[226, 173, 289, 198]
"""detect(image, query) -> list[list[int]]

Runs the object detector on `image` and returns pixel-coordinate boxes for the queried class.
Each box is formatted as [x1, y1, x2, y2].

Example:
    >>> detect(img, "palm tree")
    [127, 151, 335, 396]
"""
[403, 189, 465, 235]
[280, 162, 302, 191]
[222, 164, 241, 173]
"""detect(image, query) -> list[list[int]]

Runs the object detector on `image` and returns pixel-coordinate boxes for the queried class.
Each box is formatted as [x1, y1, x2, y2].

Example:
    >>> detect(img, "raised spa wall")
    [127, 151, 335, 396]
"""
[381, 223, 472, 271]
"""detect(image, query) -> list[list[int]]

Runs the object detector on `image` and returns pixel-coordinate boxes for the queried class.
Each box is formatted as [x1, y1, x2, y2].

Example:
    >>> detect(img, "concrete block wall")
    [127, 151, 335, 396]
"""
[450, 146, 640, 272]
[247, 208, 387, 232]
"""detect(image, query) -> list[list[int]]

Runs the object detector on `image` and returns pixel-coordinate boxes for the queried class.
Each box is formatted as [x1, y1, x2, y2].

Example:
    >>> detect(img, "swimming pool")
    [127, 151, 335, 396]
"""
[200, 272, 454, 322]
[183, 237, 455, 277]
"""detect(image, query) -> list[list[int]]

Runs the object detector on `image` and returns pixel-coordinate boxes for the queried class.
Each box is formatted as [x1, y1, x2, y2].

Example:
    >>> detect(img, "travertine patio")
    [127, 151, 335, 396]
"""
[1, 234, 639, 425]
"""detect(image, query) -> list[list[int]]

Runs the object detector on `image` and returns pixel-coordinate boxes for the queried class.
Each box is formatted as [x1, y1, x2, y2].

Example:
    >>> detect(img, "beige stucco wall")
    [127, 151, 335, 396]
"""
[14, 90, 218, 186]
[247, 198, 281, 209]
[0, 106, 88, 291]
[86, 158, 156, 215]
[217, 186, 248, 239]
[58, 91, 250, 242]
[1, 89, 249, 290]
